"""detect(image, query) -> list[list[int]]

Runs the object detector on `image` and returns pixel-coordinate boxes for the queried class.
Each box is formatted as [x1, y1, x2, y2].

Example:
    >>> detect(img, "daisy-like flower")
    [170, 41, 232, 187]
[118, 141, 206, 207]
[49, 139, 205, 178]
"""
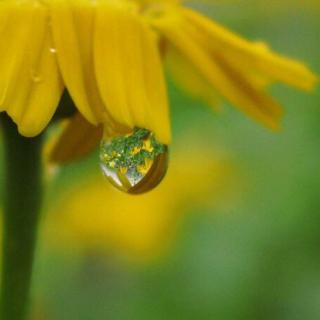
[0, 0, 317, 161]
[0, 3, 316, 318]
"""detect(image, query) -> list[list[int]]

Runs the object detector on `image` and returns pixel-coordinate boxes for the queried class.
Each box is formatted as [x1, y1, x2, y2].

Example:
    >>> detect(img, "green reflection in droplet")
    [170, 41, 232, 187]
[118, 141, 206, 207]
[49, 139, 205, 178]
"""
[100, 128, 168, 194]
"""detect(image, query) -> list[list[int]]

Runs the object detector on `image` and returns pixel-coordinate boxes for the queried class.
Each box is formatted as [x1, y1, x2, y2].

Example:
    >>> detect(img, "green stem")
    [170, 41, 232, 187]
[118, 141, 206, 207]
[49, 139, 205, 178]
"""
[0, 115, 43, 320]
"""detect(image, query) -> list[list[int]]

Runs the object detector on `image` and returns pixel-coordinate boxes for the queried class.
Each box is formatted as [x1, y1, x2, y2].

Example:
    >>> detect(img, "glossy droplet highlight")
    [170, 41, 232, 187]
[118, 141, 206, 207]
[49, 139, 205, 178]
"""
[100, 128, 168, 194]
[30, 69, 42, 83]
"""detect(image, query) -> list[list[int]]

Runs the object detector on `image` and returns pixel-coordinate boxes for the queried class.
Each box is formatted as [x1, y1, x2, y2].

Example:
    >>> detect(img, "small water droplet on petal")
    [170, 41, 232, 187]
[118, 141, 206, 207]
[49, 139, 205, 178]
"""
[49, 47, 57, 54]
[99, 128, 168, 194]
[30, 69, 42, 83]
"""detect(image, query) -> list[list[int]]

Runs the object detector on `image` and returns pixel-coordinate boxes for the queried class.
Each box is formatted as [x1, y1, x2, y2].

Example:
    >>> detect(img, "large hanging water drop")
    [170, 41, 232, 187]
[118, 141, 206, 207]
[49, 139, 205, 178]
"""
[100, 128, 168, 194]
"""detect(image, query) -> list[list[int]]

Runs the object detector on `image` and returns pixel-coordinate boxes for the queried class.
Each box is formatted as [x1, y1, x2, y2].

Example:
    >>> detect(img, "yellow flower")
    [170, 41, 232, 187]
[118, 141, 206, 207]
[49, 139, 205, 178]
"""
[0, 0, 317, 157]
[43, 143, 236, 261]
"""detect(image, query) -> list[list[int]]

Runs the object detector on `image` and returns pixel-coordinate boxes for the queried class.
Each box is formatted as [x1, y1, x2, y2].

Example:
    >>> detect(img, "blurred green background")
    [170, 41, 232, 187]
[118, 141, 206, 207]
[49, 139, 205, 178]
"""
[3, 1, 320, 319]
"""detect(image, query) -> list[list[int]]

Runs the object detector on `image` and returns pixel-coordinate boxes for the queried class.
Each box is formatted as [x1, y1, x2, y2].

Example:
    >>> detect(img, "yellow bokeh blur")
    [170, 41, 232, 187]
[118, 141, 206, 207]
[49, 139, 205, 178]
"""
[43, 142, 237, 262]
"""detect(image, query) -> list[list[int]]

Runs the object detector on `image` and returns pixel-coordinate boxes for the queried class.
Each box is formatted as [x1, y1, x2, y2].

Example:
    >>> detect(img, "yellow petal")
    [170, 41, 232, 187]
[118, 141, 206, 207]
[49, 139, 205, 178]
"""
[17, 29, 64, 137]
[94, 1, 171, 144]
[0, 2, 9, 36]
[0, 1, 63, 136]
[50, 0, 103, 125]
[154, 12, 282, 129]
[47, 113, 102, 164]
[182, 8, 317, 91]
[212, 51, 283, 124]
[165, 46, 221, 109]
[0, 2, 35, 111]
[139, 19, 172, 144]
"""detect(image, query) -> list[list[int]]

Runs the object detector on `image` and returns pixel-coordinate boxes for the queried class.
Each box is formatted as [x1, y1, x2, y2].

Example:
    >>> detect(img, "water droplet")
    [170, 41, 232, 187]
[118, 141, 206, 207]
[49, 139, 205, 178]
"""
[30, 69, 42, 83]
[100, 128, 168, 194]
[49, 47, 57, 54]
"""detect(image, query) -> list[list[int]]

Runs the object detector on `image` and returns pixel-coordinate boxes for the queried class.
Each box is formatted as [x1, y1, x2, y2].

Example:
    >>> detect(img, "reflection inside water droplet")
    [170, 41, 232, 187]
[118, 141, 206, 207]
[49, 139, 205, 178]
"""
[100, 128, 168, 194]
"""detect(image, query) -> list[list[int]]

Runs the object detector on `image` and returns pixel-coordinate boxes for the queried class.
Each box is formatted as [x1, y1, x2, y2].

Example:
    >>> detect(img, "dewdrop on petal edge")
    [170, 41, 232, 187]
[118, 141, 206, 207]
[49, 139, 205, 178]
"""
[99, 128, 169, 194]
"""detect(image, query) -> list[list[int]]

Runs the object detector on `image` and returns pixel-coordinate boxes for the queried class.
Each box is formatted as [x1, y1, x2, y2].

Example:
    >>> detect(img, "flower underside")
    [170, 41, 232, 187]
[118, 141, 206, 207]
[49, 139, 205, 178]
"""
[0, 0, 317, 158]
